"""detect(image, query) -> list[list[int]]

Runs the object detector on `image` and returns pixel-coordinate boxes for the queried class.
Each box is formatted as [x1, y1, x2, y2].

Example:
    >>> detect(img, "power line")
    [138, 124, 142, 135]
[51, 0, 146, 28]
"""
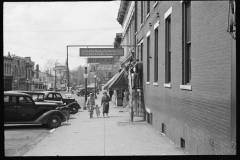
[4, 40, 80, 58]
[4, 27, 121, 33]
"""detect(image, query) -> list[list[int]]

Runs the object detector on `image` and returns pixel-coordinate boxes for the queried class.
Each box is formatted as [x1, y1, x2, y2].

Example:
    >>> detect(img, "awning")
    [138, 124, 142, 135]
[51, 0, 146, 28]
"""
[108, 69, 128, 90]
[120, 53, 133, 66]
[104, 73, 119, 90]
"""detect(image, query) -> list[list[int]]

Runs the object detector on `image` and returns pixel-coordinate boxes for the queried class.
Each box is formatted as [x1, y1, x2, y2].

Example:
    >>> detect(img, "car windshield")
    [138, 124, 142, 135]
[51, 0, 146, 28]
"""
[32, 94, 44, 101]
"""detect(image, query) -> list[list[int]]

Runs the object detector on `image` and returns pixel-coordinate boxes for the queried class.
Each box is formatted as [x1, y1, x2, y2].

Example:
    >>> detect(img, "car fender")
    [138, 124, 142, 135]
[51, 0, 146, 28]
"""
[35, 110, 66, 124]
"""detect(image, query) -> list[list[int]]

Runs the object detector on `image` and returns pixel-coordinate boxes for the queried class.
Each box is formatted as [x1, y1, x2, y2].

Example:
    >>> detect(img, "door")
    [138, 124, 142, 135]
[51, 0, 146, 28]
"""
[4, 95, 18, 122]
[17, 96, 38, 121]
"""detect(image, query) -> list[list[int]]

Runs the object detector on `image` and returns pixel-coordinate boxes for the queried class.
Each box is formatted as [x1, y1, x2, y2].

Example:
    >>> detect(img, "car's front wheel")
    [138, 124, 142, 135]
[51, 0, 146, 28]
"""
[70, 105, 78, 114]
[47, 115, 62, 129]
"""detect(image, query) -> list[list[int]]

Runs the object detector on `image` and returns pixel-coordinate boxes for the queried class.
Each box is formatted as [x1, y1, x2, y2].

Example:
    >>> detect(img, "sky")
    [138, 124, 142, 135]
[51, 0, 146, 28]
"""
[3, 1, 123, 71]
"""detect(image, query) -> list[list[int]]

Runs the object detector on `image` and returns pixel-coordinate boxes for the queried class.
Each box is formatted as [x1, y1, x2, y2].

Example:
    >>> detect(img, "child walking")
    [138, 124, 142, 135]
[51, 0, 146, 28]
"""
[95, 104, 101, 117]
[86, 93, 95, 119]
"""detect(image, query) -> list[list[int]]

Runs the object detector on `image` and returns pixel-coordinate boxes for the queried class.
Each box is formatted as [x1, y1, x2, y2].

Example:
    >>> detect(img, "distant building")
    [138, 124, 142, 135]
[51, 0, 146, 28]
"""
[4, 52, 13, 91]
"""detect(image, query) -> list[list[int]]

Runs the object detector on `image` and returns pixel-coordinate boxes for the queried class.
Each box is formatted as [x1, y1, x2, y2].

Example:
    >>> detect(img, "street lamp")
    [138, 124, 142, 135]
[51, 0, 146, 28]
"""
[94, 75, 97, 99]
[26, 78, 29, 91]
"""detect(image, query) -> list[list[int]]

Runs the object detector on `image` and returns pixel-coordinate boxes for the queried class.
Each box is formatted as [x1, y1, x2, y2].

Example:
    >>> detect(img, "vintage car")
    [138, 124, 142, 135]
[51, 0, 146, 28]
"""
[4, 92, 67, 129]
[18, 91, 80, 114]
[77, 87, 95, 96]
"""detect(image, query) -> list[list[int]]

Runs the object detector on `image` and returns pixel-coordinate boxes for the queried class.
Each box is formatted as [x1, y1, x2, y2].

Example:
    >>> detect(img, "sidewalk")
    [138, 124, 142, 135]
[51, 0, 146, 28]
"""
[23, 90, 187, 156]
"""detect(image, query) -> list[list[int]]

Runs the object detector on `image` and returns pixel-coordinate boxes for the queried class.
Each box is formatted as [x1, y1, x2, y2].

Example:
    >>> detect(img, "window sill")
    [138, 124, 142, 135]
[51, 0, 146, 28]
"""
[135, 31, 138, 35]
[146, 13, 150, 19]
[153, 1, 159, 8]
[164, 83, 171, 88]
[140, 23, 143, 28]
[146, 82, 150, 85]
[153, 82, 158, 86]
[180, 85, 192, 91]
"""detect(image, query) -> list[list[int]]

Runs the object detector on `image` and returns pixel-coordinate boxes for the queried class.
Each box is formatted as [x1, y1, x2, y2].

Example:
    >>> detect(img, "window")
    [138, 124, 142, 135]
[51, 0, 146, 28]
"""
[165, 15, 171, 83]
[4, 96, 9, 102]
[19, 97, 26, 104]
[12, 96, 16, 103]
[47, 93, 53, 100]
[147, 34, 150, 82]
[147, 1, 150, 15]
[25, 97, 33, 104]
[154, 27, 158, 83]
[183, 1, 191, 84]
[141, 1, 143, 24]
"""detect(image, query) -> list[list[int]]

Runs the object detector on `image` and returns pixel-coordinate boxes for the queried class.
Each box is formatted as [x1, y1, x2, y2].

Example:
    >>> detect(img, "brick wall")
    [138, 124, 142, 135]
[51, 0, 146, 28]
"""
[136, 1, 233, 155]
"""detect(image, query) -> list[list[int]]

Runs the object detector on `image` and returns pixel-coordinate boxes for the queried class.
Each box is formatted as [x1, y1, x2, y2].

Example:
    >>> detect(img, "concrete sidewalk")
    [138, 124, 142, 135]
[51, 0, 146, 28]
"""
[23, 90, 188, 156]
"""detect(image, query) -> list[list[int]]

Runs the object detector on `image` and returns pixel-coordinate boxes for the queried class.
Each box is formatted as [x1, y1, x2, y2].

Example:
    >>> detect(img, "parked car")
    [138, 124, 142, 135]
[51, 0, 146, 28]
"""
[15, 91, 80, 114]
[4, 92, 67, 128]
[77, 87, 95, 96]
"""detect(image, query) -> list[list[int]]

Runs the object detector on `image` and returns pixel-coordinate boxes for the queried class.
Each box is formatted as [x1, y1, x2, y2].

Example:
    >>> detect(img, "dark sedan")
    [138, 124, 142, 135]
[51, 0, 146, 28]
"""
[4, 92, 66, 128]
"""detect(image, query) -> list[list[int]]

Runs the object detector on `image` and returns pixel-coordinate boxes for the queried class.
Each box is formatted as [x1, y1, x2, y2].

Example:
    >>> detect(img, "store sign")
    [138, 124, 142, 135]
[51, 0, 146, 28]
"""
[80, 48, 124, 56]
[96, 64, 113, 71]
[87, 58, 114, 63]
[55, 65, 66, 71]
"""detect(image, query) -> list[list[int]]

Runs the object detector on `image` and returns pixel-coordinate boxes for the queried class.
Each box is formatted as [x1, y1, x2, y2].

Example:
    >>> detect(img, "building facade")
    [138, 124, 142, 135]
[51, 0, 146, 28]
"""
[116, 1, 236, 155]
[4, 53, 13, 91]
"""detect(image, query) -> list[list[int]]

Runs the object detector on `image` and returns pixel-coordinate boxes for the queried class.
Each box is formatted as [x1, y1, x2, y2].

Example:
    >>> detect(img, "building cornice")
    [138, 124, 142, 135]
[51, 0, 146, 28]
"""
[117, 1, 130, 25]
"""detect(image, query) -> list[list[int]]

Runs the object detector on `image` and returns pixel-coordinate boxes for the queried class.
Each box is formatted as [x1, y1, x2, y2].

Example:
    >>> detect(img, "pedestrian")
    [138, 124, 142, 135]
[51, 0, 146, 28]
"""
[86, 93, 95, 119]
[95, 104, 101, 117]
[123, 90, 129, 108]
[109, 90, 113, 101]
[101, 90, 110, 118]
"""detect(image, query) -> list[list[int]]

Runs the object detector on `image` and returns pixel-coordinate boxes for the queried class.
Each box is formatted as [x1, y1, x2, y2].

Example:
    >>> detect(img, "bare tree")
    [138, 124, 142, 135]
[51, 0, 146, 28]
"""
[43, 59, 60, 75]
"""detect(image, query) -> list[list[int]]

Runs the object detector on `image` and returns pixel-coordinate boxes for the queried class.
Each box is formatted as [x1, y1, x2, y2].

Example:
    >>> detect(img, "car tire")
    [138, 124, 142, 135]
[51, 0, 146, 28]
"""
[70, 105, 79, 114]
[47, 115, 62, 129]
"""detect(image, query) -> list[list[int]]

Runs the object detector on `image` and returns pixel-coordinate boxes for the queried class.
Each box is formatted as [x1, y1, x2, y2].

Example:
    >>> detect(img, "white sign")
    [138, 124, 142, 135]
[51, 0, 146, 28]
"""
[96, 64, 113, 71]
[55, 65, 66, 71]
[84, 74, 88, 78]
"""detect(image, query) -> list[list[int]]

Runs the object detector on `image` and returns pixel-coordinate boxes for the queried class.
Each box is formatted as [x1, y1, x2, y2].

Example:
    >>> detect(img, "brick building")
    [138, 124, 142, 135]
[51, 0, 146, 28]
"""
[116, 1, 236, 155]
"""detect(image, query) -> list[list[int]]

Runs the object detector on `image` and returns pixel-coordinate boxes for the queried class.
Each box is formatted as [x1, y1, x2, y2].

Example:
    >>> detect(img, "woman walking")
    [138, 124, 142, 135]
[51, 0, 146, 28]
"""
[101, 90, 110, 117]
[86, 93, 95, 119]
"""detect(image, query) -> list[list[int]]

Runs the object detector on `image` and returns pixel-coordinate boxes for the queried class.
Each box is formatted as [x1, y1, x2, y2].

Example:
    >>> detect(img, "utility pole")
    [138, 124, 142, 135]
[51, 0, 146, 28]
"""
[67, 46, 69, 92]
[83, 66, 87, 110]
[55, 69, 56, 91]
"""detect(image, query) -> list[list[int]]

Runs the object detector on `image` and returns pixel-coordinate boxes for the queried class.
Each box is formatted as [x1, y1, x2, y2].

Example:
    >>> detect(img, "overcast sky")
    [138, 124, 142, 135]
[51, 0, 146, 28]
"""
[3, 1, 123, 70]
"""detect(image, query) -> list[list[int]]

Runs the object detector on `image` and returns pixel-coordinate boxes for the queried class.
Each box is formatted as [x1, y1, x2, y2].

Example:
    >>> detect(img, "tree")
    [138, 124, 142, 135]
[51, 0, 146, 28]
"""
[43, 59, 60, 75]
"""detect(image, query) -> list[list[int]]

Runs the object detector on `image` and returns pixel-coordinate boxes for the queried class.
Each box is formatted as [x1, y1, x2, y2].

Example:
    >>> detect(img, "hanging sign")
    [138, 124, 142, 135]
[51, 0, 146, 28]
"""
[96, 64, 113, 71]
[55, 65, 66, 71]
[87, 58, 114, 63]
[80, 48, 124, 56]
